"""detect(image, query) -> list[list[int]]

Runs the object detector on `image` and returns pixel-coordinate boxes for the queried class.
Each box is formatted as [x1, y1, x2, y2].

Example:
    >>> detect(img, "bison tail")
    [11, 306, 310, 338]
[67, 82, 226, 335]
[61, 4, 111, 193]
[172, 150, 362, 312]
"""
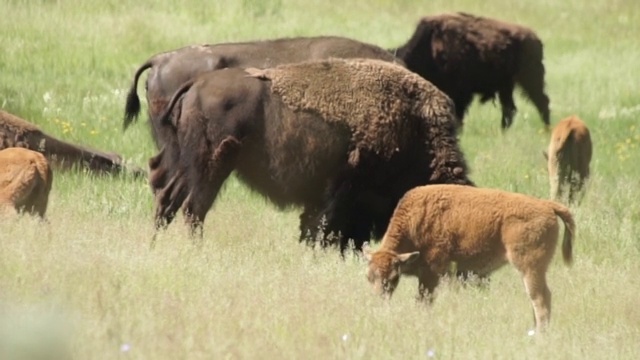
[552, 202, 575, 266]
[158, 79, 195, 129]
[124, 60, 153, 131]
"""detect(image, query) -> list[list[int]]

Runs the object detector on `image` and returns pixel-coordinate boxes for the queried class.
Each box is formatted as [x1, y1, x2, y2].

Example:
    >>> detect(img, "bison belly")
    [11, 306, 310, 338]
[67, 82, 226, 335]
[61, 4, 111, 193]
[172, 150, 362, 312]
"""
[234, 107, 353, 209]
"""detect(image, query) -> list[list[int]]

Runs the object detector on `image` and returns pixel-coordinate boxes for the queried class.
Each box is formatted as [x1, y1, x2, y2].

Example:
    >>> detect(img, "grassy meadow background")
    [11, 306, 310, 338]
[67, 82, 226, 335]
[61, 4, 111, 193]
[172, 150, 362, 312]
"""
[1, 0, 639, 358]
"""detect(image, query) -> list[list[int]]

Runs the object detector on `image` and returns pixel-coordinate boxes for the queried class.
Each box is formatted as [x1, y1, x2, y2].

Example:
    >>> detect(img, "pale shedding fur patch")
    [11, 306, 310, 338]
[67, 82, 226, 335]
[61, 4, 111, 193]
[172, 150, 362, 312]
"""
[247, 58, 457, 161]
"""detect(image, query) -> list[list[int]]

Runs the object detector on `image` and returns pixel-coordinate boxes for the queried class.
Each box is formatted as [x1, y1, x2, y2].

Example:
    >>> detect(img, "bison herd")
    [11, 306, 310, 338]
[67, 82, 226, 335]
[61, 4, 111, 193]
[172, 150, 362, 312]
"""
[1, 12, 595, 333]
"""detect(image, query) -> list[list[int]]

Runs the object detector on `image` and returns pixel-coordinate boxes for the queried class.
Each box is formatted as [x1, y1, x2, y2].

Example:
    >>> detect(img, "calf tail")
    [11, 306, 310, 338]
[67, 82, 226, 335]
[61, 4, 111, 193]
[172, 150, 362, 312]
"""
[552, 202, 575, 266]
[124, 60, 153, 130]
[158, 80, 195, 129]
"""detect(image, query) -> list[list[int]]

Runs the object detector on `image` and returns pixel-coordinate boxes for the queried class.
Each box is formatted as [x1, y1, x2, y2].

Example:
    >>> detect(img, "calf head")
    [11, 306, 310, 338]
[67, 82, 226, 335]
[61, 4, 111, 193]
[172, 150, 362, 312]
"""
[363, 243, 419, 298]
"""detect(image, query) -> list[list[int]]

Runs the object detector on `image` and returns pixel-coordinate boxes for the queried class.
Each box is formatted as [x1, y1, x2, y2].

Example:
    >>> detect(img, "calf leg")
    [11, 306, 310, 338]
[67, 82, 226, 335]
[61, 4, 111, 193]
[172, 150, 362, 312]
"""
[522, 271, 552, 333]
[182, 136, 242, 237]
[499, 83, 517, 130]
[417, 268, 440, 303]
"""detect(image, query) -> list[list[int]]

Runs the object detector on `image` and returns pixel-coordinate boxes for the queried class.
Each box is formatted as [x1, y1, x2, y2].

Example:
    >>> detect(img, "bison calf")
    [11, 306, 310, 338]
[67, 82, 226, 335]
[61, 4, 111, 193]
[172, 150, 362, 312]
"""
[363, 184, 574, 333]
[0, 147, 53, 218]
[394, 12, 550, 129]
[545, 115, 592, 204]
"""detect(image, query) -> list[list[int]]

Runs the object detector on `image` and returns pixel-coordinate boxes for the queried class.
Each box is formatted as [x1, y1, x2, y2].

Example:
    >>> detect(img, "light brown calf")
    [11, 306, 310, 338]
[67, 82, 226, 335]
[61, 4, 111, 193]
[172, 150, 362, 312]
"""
[545, 115, 592, 204]
[363, 184, 574, 333]
[0, 147, 53, 218]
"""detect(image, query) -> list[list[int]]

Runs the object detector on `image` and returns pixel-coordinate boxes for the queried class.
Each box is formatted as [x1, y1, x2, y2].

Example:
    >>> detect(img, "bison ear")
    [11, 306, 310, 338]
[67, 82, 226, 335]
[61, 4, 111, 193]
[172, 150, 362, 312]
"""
[542, 150, 548, 161]
[397, 251, 420, 267]
[362, 242, 374, 261]
[245, 67, 269, 80]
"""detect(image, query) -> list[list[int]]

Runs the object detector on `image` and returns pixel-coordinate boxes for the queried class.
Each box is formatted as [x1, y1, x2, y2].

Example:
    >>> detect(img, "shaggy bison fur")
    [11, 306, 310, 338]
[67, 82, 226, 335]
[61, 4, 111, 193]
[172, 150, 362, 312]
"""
[150, 58, 473, 251]
[393, 12, 550, 129]
[544, 115, 592, 204]
[363, 184, 574, 333]
[0, 147, 52, 218]
[123, 36, 402, 149]
[0, 110, 144, 177]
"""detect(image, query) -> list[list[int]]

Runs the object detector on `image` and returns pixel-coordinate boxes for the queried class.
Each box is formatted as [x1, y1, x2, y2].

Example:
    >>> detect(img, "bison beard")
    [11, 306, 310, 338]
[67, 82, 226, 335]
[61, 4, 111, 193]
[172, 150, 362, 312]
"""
[150, 59, 473, 252]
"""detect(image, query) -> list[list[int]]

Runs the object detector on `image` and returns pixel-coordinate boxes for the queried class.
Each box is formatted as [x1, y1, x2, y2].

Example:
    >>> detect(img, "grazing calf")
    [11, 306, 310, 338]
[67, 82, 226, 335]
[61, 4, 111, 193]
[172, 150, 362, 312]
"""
[0, 147, 53, 218]
[363, 184, 574, 333]
[544, 116, 592, 204]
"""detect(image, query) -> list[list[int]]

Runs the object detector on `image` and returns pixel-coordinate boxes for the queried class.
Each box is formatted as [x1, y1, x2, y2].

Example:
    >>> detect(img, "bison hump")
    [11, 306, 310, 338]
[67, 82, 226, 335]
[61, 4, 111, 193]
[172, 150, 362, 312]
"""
[262, 58, 453, 160]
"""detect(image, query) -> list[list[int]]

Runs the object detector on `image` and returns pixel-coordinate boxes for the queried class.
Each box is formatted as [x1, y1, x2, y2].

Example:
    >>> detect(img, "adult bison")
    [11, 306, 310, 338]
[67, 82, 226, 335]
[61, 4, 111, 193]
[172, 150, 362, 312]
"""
[123, 36, 402, 149]
[1, 110, 145, 178]
[392, 12, 550, 129]
[150, 58, 473, 251]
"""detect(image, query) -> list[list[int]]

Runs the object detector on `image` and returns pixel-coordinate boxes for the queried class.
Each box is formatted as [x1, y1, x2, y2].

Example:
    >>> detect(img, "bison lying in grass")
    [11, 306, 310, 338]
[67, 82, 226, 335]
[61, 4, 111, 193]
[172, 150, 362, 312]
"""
[0, 147, 52, 218]
[363, 184, 574, 333]
[393, 12, 550, 129]
[0, 110, 144, 178]
[150, 58, 473, 251]
[123, 36, 402, 149]
[544, 115, 592, 204]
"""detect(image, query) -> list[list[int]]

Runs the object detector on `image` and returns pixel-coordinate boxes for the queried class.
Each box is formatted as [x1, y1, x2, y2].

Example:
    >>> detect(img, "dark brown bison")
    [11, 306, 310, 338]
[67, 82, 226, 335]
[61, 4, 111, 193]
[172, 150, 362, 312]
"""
[392, 12, 550, 129]
[150, 58, 473, 251]
[123, 36, 402, 149]
[1, 110, 145, 178]
[0, 147, 53, 219]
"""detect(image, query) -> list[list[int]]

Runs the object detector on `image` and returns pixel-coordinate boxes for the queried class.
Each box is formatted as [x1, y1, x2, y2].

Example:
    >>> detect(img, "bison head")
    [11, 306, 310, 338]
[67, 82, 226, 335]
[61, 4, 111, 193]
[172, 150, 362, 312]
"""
[363, 242, 420, 298]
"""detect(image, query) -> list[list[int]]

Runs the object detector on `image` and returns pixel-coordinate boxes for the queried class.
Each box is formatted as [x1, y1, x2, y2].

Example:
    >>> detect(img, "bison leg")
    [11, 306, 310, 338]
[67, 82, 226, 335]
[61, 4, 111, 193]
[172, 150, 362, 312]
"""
[321, 181, 375, 253]
[417, 268, 440, 303]
[498, 83, 517, 129]
[182, 136, 242, 237]
[522, 271, 552, 333]
[31, 188, 50, 219]
[299, 204, 324, 246]
[154, 170, 190, 229]
[451, 92, 474, 125]
[517, 63, 551, 128]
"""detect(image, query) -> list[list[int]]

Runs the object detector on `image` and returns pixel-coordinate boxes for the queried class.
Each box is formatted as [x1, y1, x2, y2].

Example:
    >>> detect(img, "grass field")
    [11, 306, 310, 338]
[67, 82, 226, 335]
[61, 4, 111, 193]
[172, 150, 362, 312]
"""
[1, 0, 639, 359]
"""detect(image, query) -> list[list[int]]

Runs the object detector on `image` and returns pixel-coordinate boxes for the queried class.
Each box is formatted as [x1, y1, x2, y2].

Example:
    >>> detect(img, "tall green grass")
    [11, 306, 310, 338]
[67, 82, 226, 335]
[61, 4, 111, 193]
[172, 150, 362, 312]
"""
[1, 0, 639, 359]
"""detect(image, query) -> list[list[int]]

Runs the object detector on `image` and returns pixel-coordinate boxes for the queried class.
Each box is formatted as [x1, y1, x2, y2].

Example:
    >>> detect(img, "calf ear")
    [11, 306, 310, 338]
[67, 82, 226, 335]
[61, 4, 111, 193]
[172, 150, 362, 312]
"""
[397, 251, 420, 266]
[362, 242, 374, 261]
